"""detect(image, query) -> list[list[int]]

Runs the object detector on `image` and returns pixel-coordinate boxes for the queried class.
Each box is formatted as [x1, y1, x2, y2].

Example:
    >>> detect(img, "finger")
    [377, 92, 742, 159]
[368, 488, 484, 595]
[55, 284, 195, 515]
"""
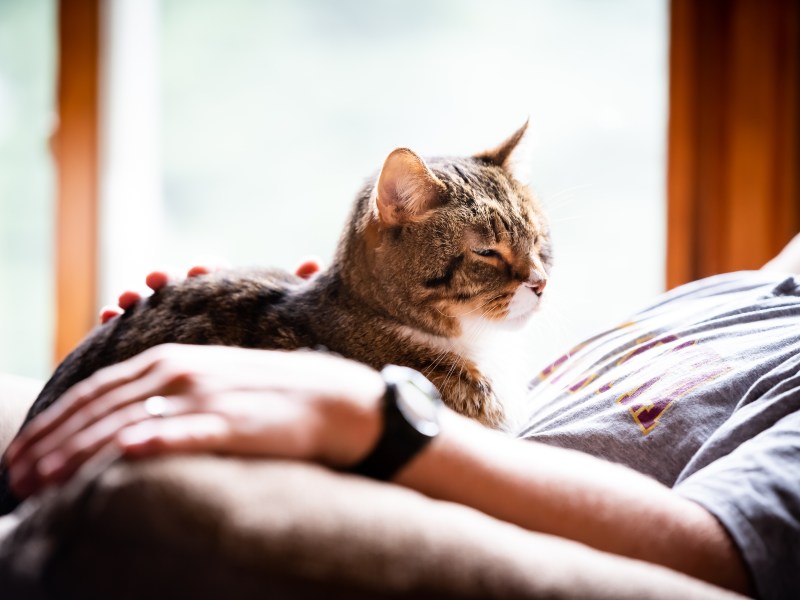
[11, 389, 198, 496]
[295, 257, 323, 279]
[12, 400, 154, 496]
[187, 265, 212, 277]
[119, 413, 230, 457]
[187, 256, 230, 278]
[19, 408, 210, 496]
[8, 358, 189, 476]
[120, 392, 319, 460]
[5, 348, 167, 464]
[11, 368, 172, 469]
[145, 268, 179, 291]
[99, 305, 123, 324]
[118, 290, 142, 311]
[6, 345, 205, 475]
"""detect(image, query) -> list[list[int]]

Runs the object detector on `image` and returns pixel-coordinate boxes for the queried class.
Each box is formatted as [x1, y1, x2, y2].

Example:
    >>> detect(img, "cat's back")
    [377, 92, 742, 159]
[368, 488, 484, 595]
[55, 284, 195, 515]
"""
[28, 267, 310, 423]
[0, 267, 313, 516]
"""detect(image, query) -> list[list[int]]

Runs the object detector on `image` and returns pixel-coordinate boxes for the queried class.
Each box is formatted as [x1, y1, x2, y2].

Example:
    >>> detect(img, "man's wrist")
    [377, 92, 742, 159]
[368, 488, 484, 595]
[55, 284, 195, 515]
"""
[315, 362, 385, 468]
[350, 365, 443, 481]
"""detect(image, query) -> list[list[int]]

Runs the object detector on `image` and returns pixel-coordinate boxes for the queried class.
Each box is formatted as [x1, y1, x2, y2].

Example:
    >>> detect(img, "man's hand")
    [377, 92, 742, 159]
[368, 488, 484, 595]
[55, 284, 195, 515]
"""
[5, 345, 382, 499]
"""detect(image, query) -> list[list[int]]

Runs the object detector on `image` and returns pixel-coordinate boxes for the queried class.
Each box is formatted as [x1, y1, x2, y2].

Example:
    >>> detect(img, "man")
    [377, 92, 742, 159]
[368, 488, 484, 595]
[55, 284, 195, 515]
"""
[6, 236, 800, 598]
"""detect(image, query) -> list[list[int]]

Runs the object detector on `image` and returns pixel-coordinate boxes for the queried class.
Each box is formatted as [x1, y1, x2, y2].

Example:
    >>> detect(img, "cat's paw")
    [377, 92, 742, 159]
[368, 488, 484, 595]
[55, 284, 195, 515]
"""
[432, 368, 506, 430]
[474, 384, 507, 430]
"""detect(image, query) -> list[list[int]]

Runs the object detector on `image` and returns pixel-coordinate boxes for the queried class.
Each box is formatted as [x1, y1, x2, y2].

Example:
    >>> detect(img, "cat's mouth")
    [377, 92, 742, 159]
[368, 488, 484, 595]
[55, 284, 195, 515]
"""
[496, 286, 542, 330]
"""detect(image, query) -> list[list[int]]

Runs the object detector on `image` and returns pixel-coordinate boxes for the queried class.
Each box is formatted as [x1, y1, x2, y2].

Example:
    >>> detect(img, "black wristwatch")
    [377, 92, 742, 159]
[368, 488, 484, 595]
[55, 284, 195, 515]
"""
[351, 365, 443, 481]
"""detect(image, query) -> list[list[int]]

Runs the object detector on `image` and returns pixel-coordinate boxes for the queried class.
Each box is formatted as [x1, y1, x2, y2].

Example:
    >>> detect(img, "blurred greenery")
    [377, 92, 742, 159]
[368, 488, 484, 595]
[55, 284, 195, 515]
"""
[0, 0, 55, 379]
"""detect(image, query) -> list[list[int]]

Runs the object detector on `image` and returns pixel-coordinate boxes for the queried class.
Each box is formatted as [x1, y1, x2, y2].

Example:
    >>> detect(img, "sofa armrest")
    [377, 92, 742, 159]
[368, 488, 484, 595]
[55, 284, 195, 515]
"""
[0, 374, 41, 456]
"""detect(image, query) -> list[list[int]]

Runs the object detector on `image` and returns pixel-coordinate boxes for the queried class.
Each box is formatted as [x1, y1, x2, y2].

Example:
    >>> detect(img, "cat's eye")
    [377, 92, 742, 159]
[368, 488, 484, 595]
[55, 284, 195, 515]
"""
[472, 248, 501, 259]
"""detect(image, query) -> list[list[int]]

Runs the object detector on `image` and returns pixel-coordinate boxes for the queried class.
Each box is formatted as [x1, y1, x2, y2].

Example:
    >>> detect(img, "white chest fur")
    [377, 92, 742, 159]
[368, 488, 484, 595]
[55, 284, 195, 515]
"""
[456, 316, 531, 433]
[396, 316, 531, 433]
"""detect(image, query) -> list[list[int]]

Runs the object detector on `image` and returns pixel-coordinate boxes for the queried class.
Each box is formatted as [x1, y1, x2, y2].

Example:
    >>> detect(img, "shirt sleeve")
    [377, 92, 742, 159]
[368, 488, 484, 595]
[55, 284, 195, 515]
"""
[674, 408, 800, 600]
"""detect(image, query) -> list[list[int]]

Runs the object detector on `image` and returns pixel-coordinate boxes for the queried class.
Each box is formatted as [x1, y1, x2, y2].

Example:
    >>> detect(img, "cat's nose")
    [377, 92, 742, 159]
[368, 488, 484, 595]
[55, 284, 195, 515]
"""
[525, 272, 547, 296]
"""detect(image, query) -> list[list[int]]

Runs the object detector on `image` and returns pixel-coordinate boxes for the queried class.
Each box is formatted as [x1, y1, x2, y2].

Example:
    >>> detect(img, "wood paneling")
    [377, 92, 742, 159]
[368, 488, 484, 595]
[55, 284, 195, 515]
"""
[667, 0, 800, 288]
[53, 0, 100, 362]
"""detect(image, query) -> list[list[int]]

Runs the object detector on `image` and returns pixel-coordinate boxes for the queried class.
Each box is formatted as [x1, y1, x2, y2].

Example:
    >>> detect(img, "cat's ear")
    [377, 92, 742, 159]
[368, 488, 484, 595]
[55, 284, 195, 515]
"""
[375, 148, 446, 225]
[475, 120, 531, 181]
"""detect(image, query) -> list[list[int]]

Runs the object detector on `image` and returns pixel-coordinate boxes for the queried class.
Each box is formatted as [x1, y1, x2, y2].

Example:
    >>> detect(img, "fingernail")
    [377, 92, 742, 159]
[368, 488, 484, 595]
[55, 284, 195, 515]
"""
[99, 306, 120, 324]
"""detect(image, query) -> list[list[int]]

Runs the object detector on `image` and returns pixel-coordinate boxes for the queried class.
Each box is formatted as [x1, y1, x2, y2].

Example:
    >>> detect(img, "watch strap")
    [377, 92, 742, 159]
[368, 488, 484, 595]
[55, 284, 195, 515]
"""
[350, 374, 438, 481]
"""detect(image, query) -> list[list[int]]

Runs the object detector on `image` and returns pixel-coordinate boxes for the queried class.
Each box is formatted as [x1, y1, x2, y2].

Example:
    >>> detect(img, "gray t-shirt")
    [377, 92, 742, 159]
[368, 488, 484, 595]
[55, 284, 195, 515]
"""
[521, 271, 800, 599]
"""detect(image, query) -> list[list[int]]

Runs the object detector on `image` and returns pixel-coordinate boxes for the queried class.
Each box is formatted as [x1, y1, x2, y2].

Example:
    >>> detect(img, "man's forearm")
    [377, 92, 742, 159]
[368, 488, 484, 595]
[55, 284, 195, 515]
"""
[394, 410, 751, 594]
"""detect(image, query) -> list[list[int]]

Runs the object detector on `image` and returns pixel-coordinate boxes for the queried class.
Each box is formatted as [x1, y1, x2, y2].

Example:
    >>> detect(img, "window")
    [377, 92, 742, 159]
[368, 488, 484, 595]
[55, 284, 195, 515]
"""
[1, 0, 667, 378]
[147, 0, 668, 368]
[0, 0, 56, 379]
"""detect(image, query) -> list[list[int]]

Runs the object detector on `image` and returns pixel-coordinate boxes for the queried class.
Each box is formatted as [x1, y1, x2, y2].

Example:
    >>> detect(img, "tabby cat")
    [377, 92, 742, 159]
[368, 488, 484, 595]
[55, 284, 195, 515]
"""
[0, 122, 551, 513]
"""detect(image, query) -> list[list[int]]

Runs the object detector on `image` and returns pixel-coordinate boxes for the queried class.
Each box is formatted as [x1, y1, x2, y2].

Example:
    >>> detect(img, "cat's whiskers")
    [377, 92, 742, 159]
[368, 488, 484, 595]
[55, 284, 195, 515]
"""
[441, 352, 464, 403]
[433, 293, 507, 319]
[415, 302, 499, 408]
[458, 308, 498, 361]
[518, 301, 581, 378]
[543, 183, 596, 213]
[458, 305, 521, 429]
[539, 297, 580, 337]
[548, 213, 593, 225]
[546, 183, 594, 201]
[422, 346, 453, 380]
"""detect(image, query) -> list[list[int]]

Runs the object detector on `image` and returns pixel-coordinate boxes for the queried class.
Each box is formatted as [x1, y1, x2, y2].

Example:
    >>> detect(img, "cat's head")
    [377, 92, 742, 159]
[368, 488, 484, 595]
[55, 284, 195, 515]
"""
[342, 122, 552, 337]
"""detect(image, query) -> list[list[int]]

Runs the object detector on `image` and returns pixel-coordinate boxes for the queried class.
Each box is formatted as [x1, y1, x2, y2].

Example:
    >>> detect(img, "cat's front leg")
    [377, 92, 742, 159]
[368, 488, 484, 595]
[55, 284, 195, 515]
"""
[424, 359, 506, 430]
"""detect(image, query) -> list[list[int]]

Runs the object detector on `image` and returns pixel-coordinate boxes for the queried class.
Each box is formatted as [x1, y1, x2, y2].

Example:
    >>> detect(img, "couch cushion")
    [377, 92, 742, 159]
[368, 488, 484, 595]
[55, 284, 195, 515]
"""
[0, 374, 40, 456]
[0, 453, 744, 599]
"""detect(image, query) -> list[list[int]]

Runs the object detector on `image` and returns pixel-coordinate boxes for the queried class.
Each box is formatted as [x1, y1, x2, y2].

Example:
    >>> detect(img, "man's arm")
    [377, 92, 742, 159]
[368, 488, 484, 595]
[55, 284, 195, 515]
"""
[5, 345, 751, 594]
[395, 409, 751, 594]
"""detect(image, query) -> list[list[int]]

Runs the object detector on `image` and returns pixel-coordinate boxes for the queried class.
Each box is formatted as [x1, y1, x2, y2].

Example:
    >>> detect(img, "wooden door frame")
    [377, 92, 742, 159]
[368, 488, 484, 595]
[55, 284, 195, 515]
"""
[667, 0, 800, 288]
[53, 0, 100, 363]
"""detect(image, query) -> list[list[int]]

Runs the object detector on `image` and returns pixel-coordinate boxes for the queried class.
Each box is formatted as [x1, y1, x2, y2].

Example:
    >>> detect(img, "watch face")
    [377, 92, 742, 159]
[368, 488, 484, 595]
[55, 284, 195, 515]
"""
[397, 379, 441, 436]
[383, 365, 442, 438]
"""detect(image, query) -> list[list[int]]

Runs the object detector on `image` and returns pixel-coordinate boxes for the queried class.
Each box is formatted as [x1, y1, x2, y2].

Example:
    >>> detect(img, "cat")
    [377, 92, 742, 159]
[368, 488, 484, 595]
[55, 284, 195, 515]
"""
[0, 122, 551, 514]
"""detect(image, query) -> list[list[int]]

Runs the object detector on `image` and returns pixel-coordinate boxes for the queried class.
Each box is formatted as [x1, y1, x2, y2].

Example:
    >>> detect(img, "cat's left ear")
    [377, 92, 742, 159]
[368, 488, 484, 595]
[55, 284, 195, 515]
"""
[375, 148, 446, 225]
[475, 120, 531, 182]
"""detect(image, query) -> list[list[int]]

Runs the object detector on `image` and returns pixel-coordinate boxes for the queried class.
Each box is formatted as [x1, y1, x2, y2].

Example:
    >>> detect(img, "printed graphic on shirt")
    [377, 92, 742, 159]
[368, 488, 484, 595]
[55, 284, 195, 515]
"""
[535, 321, 637, 385]
[536, 322, 730, 435]
[613, 338, 730, 434]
